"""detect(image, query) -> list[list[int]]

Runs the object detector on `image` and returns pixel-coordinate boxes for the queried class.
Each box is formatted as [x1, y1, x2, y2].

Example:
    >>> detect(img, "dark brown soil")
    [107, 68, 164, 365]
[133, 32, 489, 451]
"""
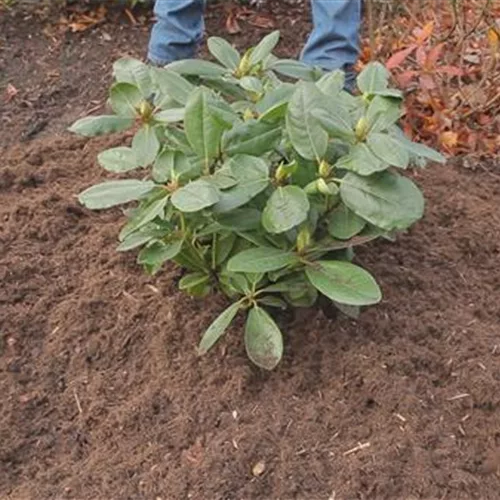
[1, 3, 500, 500]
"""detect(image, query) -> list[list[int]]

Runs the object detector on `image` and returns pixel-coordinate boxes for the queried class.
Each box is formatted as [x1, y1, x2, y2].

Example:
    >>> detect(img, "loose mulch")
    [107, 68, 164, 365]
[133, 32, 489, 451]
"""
[1, 3, 499, 499]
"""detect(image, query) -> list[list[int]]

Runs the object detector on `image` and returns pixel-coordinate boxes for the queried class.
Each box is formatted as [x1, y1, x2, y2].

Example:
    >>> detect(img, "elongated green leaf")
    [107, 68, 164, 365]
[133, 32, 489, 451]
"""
[69, 116, 134, 137]
[167, 59, 227, 77]
[250, 30, 280, 66]
[262, 186, 310, 234]
[316, 70, 345, 95]
[207, 37, 241, 69]
[214, 233, 237, 267]
[153, 69, 194, 105]
[258, 101, 288, 123]
[113, 57, 153, 97]
[198, 302, 241, 355]
[97, 147, 138, 172]
[117, 224, 168, 252]
[109, 82, 142, 117]
[153, 150, 198, 183]
[216, 208, 262, 231]
[239, 76, 263, 94]
[120, 194, 169, 239]
[132, 125, 160, 167]
[357, 62, 390, 94]
[340, 171, 425, 231]
[137, 239, 183, 274]
[312, 105, 355, 142]
[185, 88, 224, 169]
[367, 132, 410, 168]
[258, 296, 287, 310]
[79, 180, 155, 209]
[207, 166, 238, 189]
[154, 108, 185, 123]
[286, 82, 328, 160]
[245, 306, 283, 370]
[228, 247, 298, 273]
[179, 272, 210, 291]
[390, 133, 446, 163]
[328, 204, 366, 240]
[222, 119, 281, 156]
[366, 95, 402, 133]
[171, 179, 220, 213]
[268, 59, 317, 81]
[306, 260, 381, 306]
[255, 83, 295, 114]
[214, 155, 269, 213]
[335, 143, 388, 176]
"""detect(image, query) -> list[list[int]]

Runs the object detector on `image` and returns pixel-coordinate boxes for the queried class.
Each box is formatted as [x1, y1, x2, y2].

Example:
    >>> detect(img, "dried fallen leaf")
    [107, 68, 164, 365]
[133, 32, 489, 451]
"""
[440, 131, 459, 149]
[5, 83, 18, 102]
[226, 12, 241, 34]
[248, 14, 275, 29]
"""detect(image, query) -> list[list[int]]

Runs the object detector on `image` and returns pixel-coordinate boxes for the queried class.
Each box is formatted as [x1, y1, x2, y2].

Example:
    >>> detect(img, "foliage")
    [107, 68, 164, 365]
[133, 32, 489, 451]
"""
[70, 31, 445, 370]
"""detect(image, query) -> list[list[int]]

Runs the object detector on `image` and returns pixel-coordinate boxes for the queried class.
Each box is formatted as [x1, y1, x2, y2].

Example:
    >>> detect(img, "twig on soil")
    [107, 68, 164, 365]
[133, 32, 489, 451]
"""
[343, 442, 371, 456]
[447, 393, 470, 401]
[73, 389, 83, 414]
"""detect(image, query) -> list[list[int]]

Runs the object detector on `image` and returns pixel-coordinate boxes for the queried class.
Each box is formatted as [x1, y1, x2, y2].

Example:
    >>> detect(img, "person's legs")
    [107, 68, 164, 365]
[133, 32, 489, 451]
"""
[148, 0, 205, 66]
[301, 0, 362, 89]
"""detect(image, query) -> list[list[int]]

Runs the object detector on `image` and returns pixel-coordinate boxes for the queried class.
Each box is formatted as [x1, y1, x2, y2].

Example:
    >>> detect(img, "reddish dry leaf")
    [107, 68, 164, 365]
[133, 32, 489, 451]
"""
[426, 43, 445, 68]
[386, 45, 417, 69]
[438, 65, 465, 76]
[416, 46, 427, 67]
[413, 21, 434, 44]
[248, 14, 275, 29]
[419, 73, 436, 90]
[396, 70, 418, 88]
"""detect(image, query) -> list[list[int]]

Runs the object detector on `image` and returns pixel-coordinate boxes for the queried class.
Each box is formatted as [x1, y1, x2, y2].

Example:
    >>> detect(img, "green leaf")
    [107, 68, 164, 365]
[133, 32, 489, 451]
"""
[245, 306, 283, 370]
[340, 171, 425, 231]
[207, 37, 241, 70]
[153, 150, 198, 183]
[316, 70, 345, 95]
[357, 62, 390, 94]
[249, 30, 280, 66]
[79, 180, 155, 210]
[214, 155, 269, 213]
[239, 76, 263, 94]
[113, 58, 153, 97]
[258, 296, 287, 310]
[222, 120, 281, 156]
[332, 301, 361, 319]
[208, 167, 238, 190]
[179, 271, 210, 291]
[166, 59, 228, 78]
[256, 83, 295, 114]
[185, 88, 224, 169]
[366, 95, 402, 133]
[258, 102, 288, 123]
[132, 125, 160, 167]
[335, 143, 387, 176]
[262, 186, 310, 234]
[216, 208, 262, 231]
[198, 302, 241, 355]
[214, 233, 237, 267]
[312, 105, 355, 142]
[120, 194, 169, 239]
[268, 59, 317, 81]
[137, 239, 183, 274]
[367, 132, 410, 168]
[328, 204, 367, 240]
[69, 116, 134, 137]
[154, 108, 185, 123]
[109, 82, 142, 117]
[286, 82, 328, 161]
[228, 247, 298, 273]
[306, 260, 382, 306]
[390, 133, 447, 163]
[117, 224, 168, 252]
[97, 147, 138, 172]
[171, 179, 220, 213]
[153, 69, 194, 105]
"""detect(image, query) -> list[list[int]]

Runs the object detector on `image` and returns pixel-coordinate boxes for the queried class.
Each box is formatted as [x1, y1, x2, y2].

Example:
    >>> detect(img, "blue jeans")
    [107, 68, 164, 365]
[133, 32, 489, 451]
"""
[148, 0, 361, 84]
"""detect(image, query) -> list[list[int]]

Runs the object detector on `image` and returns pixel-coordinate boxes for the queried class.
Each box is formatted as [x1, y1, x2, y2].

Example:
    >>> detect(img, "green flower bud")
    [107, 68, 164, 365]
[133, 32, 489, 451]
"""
[318, 159, 331, 178]
[355, 116, 369, 141]
[296, 226, 311, 253]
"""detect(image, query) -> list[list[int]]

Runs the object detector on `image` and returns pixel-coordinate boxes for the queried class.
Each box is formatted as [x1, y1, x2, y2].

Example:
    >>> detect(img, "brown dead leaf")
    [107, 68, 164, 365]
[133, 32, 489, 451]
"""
[440, 131, 459, 149]
[248, 14, 275, 29]
[226, 12, 241, 34]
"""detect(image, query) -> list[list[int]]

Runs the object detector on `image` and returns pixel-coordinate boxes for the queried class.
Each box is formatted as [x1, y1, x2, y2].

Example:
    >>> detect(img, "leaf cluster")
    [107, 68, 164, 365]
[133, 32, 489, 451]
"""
[70, 31, 445, 369]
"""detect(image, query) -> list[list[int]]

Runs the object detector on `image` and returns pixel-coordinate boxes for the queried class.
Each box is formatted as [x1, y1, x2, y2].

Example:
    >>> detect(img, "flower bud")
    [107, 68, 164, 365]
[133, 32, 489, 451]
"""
[355, 116, 369, 141]
[318, 159, 331, 178]
[317, 178, 331, 196]
[139, 100, 153, 120]
[296, 226, 311, 253]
